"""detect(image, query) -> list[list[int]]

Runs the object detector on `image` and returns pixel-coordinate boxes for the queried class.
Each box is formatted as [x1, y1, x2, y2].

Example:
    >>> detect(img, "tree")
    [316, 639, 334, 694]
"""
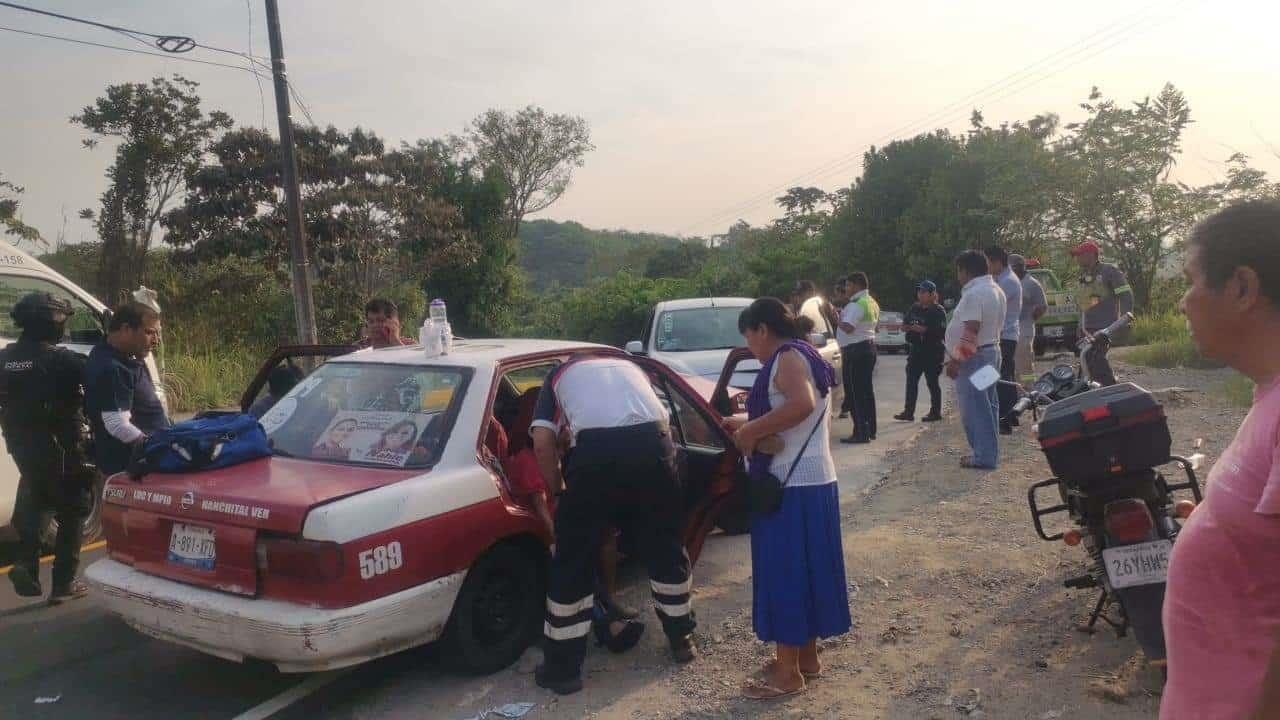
[1050, 84, 1221, 310]
[462, 105, 594, 239]
[164, 126, 493, 338]
[73, 75, 232, 304]
[0, 173, 41, 248]
[774, 186, 836, 237]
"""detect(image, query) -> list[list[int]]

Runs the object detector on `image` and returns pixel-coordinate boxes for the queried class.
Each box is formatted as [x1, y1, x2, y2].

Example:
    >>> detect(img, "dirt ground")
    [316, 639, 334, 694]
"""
[543, 359, 1246, 720]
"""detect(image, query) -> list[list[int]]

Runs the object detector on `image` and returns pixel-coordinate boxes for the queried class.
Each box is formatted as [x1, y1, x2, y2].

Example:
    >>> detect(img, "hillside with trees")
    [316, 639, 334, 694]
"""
[6, 78, 1279, 410]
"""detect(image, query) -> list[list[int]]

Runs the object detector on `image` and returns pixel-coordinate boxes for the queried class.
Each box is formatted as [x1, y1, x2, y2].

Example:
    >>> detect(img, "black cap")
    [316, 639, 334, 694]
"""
[917, 280, 937, 293]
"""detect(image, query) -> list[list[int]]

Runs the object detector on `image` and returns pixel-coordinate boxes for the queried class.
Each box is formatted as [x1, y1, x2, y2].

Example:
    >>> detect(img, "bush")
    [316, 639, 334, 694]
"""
[160, 345, 261, 414]
[1224, 373, 1254, 409]
[557, 271, 696, 347]
[1129, 310, 1186, 346]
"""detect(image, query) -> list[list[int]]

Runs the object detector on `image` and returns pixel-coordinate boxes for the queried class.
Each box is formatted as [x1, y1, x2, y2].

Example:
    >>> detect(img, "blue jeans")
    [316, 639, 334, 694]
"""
[955, 346, 1000, 468]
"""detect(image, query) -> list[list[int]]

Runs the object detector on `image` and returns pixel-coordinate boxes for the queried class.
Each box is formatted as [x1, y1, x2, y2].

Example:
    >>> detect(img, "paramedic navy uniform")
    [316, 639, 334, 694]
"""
[532, 356, 696, 682]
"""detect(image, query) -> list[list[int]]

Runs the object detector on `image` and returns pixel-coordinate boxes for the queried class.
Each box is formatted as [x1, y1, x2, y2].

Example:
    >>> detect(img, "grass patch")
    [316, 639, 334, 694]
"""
[1224, 374, 1255, 409]
[1128, 310, 1186, 346]
[158, 340, 263, 414]
[1125, 336, 1222, 370]
[1123, 312, 1223, 370]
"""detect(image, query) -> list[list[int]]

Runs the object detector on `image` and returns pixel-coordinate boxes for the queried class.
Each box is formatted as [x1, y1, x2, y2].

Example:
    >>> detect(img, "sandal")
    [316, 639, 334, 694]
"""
[752, 661, 822, 681]
[743, 679, 807, 700]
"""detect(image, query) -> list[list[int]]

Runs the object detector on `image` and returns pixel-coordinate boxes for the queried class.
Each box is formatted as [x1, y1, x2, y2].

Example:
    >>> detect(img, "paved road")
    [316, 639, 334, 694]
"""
[0, 354, 924, 720]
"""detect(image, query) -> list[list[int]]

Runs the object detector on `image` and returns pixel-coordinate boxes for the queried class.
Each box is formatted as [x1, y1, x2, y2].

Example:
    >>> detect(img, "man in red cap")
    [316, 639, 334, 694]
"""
[1071, 241, 1133, 385]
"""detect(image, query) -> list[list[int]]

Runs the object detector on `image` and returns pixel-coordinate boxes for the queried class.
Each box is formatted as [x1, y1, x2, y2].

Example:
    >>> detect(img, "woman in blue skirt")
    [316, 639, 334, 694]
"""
[727, 297, 852, 699]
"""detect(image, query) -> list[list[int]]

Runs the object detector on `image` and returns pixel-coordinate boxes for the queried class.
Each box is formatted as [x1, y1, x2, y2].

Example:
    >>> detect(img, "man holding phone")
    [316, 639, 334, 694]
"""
[895, 281, 947, 423]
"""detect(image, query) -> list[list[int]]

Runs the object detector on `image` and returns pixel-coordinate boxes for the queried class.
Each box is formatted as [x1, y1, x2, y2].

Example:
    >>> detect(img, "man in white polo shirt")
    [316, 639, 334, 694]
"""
[530, 354, 697, 694]
[945, 250, 1007, 470]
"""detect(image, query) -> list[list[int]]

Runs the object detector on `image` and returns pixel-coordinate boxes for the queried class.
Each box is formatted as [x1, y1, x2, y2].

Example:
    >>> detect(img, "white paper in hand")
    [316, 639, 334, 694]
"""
[969, 364, 1000, 391]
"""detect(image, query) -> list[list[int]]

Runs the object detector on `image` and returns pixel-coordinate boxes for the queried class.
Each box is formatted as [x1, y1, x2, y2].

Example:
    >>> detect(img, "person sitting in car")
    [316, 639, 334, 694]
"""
[249, 365, 303, 419]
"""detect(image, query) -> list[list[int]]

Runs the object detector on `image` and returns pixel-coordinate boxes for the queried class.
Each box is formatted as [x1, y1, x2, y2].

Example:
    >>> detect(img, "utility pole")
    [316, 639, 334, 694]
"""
[264, 0, 318, 345]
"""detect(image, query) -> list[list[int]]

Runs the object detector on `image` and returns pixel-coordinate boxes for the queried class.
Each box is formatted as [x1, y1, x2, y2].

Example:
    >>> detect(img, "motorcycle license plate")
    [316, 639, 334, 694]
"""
[1102, 540, 1172, 589]
[1044, 325, 1065, 338]
[168, 523, 216, 571]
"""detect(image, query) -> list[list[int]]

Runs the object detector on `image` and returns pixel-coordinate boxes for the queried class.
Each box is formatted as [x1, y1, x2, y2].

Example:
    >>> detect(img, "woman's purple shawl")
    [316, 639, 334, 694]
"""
[744, 340, 837, 479]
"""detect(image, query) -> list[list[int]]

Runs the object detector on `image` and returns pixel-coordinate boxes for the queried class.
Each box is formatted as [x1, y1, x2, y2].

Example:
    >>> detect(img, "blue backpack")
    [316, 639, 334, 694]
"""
[128, 413, 271, 479]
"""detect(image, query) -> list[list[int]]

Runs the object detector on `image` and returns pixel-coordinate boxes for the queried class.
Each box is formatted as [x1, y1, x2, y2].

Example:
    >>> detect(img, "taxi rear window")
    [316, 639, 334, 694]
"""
[258, 362, 470, 469]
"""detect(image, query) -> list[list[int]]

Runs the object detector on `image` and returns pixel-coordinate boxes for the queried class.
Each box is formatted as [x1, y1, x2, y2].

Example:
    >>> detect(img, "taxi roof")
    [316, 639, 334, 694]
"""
[332, 338, 615, 368]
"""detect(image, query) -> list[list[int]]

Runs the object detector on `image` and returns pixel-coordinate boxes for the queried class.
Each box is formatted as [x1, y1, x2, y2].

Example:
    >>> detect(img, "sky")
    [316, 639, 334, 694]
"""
[2, 0, 1278, 247]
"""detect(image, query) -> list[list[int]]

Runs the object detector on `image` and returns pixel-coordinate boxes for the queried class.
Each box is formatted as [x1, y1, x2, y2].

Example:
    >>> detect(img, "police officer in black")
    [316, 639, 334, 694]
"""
[895, 280, 948, 423]
[0, 293, 94, 604]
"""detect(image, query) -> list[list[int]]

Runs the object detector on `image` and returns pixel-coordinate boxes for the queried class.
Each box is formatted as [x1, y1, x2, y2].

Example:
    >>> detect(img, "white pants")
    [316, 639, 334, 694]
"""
[1015, 335, 1036, 386]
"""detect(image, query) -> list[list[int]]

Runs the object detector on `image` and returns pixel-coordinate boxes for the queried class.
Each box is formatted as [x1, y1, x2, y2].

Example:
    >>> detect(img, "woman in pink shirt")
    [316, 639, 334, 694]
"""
[1163, 200, 1280, 719]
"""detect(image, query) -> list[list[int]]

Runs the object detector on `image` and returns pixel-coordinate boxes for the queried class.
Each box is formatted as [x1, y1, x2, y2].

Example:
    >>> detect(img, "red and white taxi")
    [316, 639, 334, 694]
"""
[85, 339, 748, 673]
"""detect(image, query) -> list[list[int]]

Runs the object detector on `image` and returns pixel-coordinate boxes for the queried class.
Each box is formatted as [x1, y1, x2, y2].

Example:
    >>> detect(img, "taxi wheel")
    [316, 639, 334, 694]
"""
[38, 473, 106, 552]
[441, 543, 545, 675]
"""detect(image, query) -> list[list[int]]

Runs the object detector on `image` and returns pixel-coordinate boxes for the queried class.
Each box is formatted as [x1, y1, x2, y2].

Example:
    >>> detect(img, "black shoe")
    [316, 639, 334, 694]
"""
[47, 580, 89, 606]
[841, 435, 871, 445]
[8, 565, 42, 598]
[894, 412, 913, 422]
[670, 634, 698, 664]
[1000, 424, 1013, 436]
[921, 413, 943, 422]
[535, 664, 584, 695]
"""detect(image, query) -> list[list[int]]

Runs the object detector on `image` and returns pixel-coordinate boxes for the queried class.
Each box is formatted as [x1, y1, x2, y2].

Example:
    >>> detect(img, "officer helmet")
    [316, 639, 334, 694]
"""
[11, 292, 75, 342]
[11, 292, 75, 327]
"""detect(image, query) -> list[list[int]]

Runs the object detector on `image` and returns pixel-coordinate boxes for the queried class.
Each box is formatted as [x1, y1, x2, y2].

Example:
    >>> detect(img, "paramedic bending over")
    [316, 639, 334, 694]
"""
[529, 355, 698, 696]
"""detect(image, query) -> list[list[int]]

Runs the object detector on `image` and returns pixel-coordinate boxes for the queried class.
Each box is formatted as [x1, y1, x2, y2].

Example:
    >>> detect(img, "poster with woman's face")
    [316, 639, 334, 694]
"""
[312, 411, 433, 467]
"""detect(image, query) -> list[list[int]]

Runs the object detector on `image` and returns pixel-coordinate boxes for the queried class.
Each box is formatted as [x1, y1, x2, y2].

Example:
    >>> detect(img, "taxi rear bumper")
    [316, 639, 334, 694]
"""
[86, 558, 466, 672]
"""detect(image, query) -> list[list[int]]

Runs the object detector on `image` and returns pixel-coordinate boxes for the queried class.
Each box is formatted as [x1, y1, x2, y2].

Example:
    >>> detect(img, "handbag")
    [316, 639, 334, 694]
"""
[745, 413, 826, 516]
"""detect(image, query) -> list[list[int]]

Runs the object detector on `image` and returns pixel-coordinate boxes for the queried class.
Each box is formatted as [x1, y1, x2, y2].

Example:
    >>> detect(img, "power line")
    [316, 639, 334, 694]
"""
[0, 0, 269, 61]
[677, 0, 1184, 237]
[2, 23, 319, 128]
[0, 24, 270, 75]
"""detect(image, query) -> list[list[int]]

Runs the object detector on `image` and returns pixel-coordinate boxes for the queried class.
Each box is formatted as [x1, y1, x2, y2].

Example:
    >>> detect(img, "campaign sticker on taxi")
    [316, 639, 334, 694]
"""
[312, 411, 434, 467]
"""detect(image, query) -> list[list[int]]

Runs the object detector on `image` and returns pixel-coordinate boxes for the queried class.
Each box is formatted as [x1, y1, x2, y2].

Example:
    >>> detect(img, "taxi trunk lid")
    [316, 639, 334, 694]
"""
[101, 457, 419, 596]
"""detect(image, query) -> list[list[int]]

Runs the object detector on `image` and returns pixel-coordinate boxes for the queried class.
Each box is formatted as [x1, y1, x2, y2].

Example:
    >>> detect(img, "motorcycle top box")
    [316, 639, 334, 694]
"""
[1036, 383, 1172, 482]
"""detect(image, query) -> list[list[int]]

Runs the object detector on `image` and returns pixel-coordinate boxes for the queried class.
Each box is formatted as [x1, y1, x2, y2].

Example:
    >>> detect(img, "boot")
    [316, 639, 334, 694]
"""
[47, 579, 89, 606]
[8, 565, 42, 598]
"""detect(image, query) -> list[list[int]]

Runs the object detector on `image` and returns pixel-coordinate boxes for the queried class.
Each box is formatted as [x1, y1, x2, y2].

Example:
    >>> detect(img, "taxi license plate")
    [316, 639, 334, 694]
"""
[1044, 325, 1065, 338]
[1102, 539, 1172, 589]
[168, 523, 216, 571]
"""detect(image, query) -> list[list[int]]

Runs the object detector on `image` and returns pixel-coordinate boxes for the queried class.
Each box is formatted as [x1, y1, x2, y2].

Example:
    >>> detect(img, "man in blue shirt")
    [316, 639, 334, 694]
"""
[985, 247, 1022, 435]
[84, 304, 171, 476]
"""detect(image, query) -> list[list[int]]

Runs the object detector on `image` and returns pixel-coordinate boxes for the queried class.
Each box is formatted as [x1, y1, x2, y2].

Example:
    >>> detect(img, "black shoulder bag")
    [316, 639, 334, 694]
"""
[746, 412, 826, 516]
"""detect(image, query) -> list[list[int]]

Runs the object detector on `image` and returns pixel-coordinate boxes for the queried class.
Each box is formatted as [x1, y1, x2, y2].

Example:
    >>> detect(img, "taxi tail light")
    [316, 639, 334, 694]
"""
[257, 537, 344, 582]
[1103, 499, 1155, 544]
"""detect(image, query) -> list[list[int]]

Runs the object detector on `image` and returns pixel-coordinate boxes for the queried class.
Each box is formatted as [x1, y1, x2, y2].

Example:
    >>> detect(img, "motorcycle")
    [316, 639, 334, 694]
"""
[1007, 313, 1204, 664]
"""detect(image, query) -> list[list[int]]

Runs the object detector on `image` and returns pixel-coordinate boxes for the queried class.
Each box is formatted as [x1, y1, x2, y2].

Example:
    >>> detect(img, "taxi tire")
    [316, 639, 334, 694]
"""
[38, 472, 106, 552]
[441, 542, 545, 675]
